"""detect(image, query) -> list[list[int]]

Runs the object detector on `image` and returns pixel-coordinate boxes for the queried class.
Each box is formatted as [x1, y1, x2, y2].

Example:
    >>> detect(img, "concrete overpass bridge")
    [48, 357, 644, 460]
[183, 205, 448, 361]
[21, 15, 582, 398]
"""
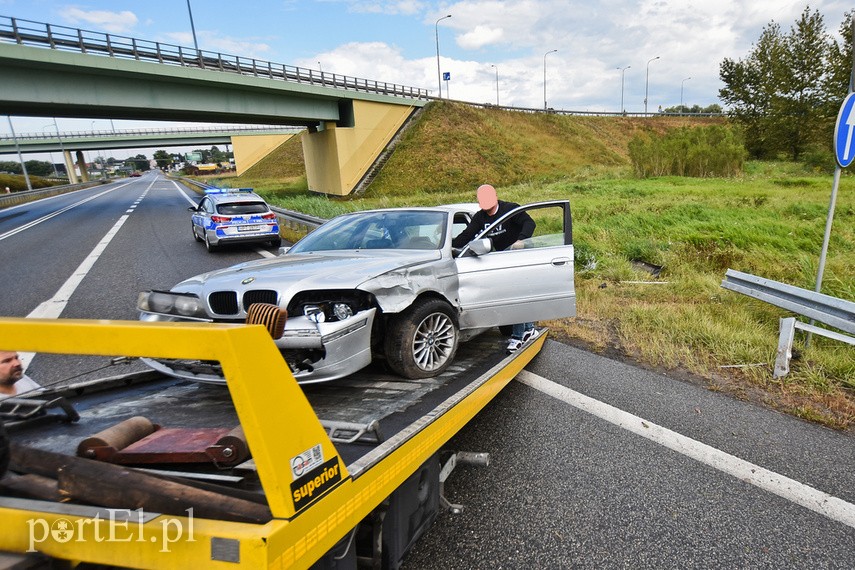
[0, 15, 430, 195]
[0, 125, 303, 183]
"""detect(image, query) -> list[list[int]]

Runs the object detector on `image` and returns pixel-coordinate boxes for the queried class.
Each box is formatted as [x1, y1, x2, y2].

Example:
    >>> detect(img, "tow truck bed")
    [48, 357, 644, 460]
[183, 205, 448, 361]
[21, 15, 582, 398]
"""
[0, 318, 546, 569]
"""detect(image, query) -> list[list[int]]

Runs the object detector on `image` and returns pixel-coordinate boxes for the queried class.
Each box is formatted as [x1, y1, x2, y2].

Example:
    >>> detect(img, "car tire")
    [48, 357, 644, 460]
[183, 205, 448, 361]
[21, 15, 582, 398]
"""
[0, 421, 8, 479]
[385, 298, 459, 379]
[192, 223, 202, 242]
[270, 237, 282, 248]
[205, 232, 217, 252]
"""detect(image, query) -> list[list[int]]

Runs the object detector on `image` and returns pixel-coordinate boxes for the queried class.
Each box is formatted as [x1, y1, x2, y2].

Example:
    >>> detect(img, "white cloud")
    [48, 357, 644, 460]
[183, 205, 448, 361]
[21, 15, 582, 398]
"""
[457, 25, 504, 50]
[160, 32, 272, 61]
[60, 8, 138, 35]
[333, 0, 427, 15]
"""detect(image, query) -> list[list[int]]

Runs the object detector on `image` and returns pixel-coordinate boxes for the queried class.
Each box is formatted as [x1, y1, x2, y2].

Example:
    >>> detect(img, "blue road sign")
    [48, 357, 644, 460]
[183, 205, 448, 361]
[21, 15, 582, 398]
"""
[442, 72, 451, 81]
[834, 92, 855, 167]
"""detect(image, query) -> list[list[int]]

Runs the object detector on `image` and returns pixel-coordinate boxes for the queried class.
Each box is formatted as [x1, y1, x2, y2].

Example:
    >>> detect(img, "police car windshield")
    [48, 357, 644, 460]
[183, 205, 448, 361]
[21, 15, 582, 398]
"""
[217, 202, 268, 215]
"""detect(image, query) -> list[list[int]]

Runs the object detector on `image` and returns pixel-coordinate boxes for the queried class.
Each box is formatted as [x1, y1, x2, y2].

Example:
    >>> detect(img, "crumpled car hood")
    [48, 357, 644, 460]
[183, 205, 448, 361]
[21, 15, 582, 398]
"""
[172, 251, 442, 301]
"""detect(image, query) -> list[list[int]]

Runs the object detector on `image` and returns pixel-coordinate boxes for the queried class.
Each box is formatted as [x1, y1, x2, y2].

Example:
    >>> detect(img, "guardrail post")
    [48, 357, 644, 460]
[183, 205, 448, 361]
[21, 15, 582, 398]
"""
[774, 317, 797, 378]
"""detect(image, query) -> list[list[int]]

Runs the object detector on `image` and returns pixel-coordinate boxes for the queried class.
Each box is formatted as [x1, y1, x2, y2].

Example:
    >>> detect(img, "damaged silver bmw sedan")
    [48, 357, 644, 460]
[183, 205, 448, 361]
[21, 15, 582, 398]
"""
[138, 200, 576, 383]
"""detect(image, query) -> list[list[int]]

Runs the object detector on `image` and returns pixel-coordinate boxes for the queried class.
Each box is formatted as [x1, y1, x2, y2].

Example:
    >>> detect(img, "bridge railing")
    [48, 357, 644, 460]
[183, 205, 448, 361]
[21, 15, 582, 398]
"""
[1, 125, 302, 142]
[0, 15, 429, 101]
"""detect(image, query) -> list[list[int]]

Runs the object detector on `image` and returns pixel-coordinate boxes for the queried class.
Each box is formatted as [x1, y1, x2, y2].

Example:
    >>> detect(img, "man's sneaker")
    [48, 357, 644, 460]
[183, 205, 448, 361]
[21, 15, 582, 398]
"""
[521, 328, 540, 343]
[506, 338, 523, 354]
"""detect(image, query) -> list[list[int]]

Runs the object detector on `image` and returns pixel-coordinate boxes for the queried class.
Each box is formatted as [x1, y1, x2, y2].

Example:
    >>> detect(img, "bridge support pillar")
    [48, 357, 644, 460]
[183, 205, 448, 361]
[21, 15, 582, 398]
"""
[62, 150, 79, 184]
[302, 100, 415, 196]
[75, 150, 90, 182]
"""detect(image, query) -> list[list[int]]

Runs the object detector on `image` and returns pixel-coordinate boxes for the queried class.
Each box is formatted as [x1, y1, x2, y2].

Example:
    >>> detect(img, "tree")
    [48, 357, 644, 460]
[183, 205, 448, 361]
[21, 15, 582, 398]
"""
[209, 146, 227, 164]
[153, 150, 172, 169]
[23, 160, 55, 177]
[126, 154, 150, 171]
[720, 7, 852, 161]
[0, 161, 22, 174]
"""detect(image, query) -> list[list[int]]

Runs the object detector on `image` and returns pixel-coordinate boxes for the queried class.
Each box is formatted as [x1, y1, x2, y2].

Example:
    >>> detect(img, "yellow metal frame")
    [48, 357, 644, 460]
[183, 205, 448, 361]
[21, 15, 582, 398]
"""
[0, 317, 546, 568]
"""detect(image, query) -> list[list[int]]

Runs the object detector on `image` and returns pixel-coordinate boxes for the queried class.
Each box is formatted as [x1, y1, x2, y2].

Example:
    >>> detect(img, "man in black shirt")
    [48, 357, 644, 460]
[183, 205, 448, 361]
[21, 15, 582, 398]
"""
[452, 184, 539, 353]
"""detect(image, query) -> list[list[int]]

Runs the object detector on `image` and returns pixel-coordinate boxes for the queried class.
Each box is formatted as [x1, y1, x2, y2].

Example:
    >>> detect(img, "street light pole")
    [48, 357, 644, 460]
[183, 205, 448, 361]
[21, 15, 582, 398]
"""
[53, 117, 68, 181]
[491, 64, 499, 106]
[618, 65, 630, 113]
[435, 14, 451, 99]
[186, 0, 199, 53]
[680, 76, 691, 111]
[543, 49, 557, 110]
[644, 56, 659, 115]
[6, 115, 32, 192]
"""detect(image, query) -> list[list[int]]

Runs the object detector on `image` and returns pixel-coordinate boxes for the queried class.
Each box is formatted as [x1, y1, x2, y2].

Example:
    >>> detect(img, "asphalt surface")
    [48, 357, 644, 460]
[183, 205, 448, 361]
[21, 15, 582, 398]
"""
[1, 171, 853, 567]
[404, 341, 855, 569]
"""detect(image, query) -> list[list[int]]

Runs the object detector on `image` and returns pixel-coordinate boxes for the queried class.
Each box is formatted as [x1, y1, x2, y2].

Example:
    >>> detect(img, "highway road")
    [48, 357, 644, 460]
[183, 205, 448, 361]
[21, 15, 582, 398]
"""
[0, 171, 275, 384]
[0, 171, 853, 568]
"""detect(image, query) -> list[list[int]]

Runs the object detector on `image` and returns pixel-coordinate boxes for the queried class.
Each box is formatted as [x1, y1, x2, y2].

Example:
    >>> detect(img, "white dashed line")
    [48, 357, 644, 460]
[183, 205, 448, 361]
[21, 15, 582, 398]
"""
[20, 187, 150, 368]
[516, 369, 855, 530]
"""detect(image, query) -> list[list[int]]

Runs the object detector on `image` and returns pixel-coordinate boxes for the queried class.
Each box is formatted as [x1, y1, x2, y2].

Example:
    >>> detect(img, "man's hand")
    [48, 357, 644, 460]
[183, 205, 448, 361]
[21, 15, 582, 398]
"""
[510, 240, 526, 250]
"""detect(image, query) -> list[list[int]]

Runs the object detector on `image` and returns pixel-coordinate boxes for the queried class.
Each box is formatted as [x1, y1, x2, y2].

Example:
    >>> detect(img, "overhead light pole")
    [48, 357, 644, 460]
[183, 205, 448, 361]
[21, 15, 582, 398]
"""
[6, 115, 32, 191]
[435, 14, 451, 99]
[491, 64, 499, 106]
[186, 0, 199, 53]
[680, 76, 691, 111]
[644, 56, 660, 115]
[618, 65, 630, 113]
[543, 49, 557, 110]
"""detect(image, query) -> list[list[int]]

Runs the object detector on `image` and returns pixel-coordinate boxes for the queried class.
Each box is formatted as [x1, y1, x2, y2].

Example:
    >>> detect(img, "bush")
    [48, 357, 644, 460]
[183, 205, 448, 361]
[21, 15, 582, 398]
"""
[628, 125, 747, 178]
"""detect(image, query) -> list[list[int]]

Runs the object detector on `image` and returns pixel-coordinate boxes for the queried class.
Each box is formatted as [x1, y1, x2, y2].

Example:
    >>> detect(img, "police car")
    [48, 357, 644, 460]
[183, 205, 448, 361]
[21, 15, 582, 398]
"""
[189, 188, 281, 252]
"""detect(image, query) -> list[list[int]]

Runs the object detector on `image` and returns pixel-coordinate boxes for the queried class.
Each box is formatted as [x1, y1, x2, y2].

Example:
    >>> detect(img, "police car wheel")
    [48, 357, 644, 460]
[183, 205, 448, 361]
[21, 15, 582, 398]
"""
[0, 421, 9, 479]
[192, 223, 202, 242]
[205, 233, 217, 252]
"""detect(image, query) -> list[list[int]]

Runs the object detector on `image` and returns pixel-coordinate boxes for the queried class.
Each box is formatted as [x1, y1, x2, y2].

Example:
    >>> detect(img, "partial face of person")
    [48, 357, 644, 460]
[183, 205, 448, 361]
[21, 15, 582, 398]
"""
[477, 184, 499, 215]
[0, 351, 24, 385]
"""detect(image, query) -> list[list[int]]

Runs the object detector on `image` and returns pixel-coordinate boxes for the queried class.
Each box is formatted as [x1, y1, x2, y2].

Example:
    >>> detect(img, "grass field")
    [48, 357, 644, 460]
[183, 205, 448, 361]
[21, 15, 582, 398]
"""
[199, 103, 855, 430]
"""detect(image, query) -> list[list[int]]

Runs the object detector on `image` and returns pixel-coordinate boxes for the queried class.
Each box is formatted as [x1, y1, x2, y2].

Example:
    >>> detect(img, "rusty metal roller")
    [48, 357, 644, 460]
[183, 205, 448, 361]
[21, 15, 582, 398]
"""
[206, 425, 250, 467]
[76, 416, 158, 460]
[246, 303, 287, 339]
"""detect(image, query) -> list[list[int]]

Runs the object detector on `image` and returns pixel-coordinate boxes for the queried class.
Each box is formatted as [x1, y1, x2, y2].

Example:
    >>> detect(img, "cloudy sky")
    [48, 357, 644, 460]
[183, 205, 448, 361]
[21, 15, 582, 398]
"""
[2, 0, 854, 157]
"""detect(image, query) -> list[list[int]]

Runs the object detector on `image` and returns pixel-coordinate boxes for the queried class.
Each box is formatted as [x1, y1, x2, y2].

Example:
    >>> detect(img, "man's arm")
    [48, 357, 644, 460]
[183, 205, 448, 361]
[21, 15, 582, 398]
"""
[451, 213, 484, 249]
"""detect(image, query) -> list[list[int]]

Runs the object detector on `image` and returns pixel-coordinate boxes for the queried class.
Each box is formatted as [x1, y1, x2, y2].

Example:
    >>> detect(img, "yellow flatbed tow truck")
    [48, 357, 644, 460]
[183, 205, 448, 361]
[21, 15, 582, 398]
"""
[0, 316, 546, 569]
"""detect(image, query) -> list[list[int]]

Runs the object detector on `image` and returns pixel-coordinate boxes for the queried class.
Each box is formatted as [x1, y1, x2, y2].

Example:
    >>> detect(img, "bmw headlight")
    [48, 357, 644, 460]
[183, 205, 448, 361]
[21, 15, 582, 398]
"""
[332, 303, 353, 321]
[303, 302, 355, 323]
[138, 290, 208, 319]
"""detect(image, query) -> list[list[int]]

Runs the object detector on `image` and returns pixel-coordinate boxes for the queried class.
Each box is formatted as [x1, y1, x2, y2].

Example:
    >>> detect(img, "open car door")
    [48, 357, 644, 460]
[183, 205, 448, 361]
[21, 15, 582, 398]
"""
[454, 200, 576, 330]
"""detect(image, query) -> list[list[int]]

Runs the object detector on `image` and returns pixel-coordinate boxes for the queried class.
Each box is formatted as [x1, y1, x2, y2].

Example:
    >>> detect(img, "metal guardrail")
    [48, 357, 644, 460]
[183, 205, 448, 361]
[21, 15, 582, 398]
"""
[0, 180, 106, 209]
[0, 15, 429, 101]
[721, 269, 855, 377]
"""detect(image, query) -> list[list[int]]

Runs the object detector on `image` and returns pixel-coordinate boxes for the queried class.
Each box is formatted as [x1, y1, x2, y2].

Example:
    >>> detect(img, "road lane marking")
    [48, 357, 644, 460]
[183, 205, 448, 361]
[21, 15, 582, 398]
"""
[172, 180, 199, 207]
[21, 188, 150, 369]
[516, 370, 855, 530]
[0, 182, 131, 242]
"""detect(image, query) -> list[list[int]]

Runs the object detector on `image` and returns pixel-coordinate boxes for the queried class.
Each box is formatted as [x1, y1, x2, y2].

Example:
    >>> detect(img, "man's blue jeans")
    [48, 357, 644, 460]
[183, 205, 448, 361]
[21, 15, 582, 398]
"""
[511, 322, 534, 340]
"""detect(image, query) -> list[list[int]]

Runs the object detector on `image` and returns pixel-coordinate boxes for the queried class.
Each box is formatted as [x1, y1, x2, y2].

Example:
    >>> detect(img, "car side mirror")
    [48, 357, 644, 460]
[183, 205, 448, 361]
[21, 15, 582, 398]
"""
[188, 206, 197, 212]
[468, 238, 492, 256]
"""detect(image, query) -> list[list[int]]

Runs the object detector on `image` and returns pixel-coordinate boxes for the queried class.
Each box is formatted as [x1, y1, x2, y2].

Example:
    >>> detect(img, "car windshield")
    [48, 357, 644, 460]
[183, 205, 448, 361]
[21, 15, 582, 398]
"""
[289, 210, 447, 253]
[217, 202, 269, 215]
